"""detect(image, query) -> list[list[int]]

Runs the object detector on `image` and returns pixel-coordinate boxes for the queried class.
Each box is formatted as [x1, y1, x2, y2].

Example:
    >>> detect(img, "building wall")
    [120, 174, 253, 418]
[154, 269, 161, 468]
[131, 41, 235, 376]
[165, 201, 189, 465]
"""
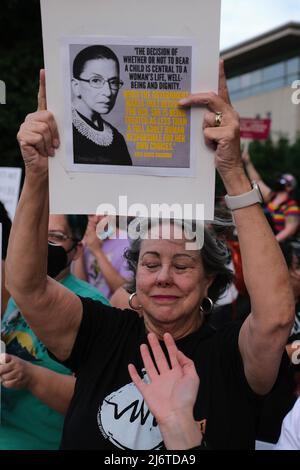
[232, 86, 300, 143]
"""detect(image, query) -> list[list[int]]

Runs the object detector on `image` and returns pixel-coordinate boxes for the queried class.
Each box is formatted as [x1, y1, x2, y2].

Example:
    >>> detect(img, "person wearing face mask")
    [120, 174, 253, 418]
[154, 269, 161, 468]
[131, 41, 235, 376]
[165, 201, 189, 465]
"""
[0, 214, 109, 450]
[73, 214, 133, 299]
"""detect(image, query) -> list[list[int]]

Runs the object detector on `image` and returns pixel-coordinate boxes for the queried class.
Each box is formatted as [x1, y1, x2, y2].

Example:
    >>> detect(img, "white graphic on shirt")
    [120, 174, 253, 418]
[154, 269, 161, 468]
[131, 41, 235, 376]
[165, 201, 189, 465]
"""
[97, 371, 163, 450]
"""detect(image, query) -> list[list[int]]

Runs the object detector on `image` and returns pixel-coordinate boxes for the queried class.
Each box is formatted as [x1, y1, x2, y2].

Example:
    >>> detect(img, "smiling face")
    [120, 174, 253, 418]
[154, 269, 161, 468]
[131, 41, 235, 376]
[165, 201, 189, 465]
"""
[136, 226, 214, 337]
[72, 58, 119, 119]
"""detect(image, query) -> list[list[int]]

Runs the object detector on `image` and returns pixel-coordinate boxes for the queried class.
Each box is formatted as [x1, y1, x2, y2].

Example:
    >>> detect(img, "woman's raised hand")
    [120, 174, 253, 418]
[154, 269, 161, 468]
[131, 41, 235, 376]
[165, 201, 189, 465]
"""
[179, 60, 243, 183]
[17, 69, 60, 175]
[128, 332, 199, 425]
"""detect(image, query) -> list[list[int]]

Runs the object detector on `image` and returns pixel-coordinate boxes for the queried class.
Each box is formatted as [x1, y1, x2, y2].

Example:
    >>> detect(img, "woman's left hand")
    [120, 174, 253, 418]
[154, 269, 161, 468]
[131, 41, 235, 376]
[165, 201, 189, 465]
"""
[128, 332, 199, 426]
[179, 61, 243, 183]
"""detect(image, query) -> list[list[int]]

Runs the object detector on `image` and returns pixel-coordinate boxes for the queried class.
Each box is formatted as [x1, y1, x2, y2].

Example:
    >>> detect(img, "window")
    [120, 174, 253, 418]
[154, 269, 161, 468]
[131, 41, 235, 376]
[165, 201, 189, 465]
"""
[251, 70, 262, 85]
[228, 56, 300, 101]
[287, 57, 299, 75]
[240, 73, 251, 88]
[262, 77, 285, 92]
[263, 62, 285, 81]
[228, 77, 240, 93]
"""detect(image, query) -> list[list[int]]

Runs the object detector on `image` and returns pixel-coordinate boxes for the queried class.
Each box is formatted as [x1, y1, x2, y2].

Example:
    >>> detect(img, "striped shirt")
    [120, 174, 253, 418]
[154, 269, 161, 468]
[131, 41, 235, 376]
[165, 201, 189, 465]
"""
[266, 198, 300, 233]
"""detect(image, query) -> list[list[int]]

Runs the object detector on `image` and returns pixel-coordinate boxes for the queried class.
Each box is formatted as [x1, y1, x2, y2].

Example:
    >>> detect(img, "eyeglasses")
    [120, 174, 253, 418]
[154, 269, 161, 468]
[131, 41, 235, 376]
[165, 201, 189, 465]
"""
[76, 75, 124, 90]
[48, 231, 77, 246]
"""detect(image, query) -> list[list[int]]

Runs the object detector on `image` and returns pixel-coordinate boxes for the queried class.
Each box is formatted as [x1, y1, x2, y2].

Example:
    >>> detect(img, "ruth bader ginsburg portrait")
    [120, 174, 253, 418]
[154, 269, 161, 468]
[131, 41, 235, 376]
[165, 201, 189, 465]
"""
[70, 44, 132, 166]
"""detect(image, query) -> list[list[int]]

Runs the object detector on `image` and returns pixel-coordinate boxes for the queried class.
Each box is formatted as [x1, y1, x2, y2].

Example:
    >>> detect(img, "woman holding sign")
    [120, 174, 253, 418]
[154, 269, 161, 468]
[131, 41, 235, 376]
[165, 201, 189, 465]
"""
[71, 45, 132, 166]
[5, 63, 294, 450]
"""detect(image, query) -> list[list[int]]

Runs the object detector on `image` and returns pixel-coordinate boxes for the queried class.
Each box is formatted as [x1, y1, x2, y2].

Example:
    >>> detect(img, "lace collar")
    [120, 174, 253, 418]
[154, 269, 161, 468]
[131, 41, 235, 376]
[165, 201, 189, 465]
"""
[72, 108, 114, 147]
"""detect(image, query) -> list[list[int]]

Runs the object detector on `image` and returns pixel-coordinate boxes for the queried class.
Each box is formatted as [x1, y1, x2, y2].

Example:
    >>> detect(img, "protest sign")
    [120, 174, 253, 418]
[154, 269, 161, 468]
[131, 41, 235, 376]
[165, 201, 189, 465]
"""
[40, 0, 221, 219]
[0, 167, 22, 220]
[240, 118, 271, 140]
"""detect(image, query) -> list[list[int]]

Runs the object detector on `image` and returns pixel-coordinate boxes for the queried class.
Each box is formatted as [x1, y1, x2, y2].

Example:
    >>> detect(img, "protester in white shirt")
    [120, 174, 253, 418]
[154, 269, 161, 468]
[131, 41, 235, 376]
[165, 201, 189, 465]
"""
[275, 398, 300, 450]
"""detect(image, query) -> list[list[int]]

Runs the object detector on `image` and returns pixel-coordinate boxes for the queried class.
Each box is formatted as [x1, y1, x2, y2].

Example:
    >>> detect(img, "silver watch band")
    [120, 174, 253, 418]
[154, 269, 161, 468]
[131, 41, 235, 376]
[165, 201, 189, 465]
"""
[224, 182, 263, 211]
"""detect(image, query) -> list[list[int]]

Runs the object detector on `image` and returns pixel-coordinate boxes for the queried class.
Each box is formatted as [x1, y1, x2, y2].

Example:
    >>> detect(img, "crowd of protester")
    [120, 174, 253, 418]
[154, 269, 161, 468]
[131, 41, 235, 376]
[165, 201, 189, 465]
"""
[0, 61, 300, 451]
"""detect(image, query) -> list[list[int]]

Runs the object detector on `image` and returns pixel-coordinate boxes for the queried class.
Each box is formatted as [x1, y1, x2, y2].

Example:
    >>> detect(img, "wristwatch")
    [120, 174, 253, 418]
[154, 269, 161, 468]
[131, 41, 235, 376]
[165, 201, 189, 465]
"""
[224, 181, 263, 211]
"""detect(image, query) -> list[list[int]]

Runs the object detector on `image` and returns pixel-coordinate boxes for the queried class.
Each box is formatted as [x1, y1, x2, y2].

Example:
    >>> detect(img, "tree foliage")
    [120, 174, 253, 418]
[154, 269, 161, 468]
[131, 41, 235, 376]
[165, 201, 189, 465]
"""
[0, 0, 43, 168]
[216, 137, 300, 202]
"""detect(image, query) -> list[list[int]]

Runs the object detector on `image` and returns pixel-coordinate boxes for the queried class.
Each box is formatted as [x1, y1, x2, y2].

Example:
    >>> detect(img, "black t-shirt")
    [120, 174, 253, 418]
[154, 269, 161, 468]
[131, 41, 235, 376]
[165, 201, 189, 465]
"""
[56, 298, 266, 450]
[73, 116, 132, 166]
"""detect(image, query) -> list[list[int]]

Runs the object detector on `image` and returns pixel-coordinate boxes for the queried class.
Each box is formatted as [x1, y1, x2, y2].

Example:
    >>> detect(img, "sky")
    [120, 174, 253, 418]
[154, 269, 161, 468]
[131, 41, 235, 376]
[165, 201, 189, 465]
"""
[220, 0, 300, 50]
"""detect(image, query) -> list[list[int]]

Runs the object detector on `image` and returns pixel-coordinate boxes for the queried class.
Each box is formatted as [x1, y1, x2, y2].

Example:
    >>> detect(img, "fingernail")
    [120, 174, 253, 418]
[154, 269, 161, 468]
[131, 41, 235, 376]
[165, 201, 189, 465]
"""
[49, 148, 55, 156]
[178, 98, 188, 105]
[53, 139, 60, 148]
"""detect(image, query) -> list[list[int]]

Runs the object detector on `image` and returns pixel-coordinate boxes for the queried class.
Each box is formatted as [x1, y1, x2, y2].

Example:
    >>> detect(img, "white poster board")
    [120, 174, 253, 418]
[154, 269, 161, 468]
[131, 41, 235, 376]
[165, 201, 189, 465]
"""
[0, 168, 22, 221]
[40, 0, 221, 220]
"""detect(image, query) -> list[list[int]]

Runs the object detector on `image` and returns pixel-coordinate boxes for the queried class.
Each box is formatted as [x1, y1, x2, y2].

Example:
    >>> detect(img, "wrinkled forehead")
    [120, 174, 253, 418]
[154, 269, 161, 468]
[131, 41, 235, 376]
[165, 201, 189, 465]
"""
[139, 222, 200, 258]
[140, 219, 198, 242]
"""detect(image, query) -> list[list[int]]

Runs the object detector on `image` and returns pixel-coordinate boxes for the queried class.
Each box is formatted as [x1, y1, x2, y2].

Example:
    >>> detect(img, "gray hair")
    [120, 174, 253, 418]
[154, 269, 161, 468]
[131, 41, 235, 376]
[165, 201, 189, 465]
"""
[124, 218, 234, 302]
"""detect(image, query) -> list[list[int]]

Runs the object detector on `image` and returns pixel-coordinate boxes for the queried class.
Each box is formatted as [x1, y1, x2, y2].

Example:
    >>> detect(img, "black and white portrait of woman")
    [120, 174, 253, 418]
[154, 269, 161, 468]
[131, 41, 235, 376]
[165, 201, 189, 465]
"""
[71, 45, 132, 166]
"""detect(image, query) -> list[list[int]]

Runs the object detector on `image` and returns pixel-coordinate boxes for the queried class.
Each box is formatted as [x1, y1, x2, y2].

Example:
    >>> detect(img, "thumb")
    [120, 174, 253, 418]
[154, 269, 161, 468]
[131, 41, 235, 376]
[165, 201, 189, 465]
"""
[176, 350, 194, 368]
[37, 69, 47, 111]
[176, 350, 199, 378]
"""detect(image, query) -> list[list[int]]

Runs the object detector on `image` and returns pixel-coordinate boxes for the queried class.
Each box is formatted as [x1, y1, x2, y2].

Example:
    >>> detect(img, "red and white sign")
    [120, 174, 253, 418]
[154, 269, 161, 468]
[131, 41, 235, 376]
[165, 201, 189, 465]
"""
[240, 118, 271, 140]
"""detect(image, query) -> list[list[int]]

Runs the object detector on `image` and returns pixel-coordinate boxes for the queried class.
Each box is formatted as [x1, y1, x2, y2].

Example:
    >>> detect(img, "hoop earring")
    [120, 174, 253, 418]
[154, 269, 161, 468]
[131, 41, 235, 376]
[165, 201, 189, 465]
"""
[128, 292, 142, 310]
[200, 297, 214, 315]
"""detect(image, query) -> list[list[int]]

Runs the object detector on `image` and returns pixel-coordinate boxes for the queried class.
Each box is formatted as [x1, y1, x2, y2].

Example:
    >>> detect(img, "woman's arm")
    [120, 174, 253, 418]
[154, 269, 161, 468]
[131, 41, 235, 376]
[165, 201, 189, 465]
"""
[110, 286, 131, 309]
[242, 150, 272, 202]
[72, 252, 89, 282]
[5, 71, 82, 361]
[0, 354, 75, 415]
[276, 217, 300, 242]
[180, 62, 295, 395]
[28, 365, 75, 415]
[91, 247, 128, 293]
[84, 220, 127, 294]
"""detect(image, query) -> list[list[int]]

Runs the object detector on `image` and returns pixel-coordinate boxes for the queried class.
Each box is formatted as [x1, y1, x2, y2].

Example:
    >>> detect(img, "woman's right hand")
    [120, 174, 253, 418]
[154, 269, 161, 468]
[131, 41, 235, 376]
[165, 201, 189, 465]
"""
[179, 61, 246, 192]
[17, 69, 60, 176]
